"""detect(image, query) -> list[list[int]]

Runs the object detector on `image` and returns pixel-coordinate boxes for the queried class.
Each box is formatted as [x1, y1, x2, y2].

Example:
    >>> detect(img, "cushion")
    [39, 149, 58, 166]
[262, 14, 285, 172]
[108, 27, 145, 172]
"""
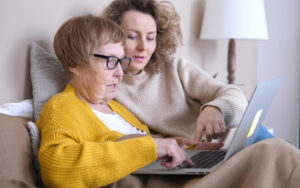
[27, 121, 40, 171]
[26, 121, 44, 188]
[254, 126, 275, 143]
[0, 113, 37, 187]
[30, 42, 66, 121]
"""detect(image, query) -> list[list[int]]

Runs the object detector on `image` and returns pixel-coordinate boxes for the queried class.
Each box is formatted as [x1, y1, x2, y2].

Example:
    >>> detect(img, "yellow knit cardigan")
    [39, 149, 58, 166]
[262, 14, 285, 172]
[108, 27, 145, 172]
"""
[36, 84, 157, 188]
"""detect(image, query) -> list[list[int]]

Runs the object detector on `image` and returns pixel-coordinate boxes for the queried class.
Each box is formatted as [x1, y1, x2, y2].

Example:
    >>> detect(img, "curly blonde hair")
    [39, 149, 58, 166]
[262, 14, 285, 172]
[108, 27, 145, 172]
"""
[102, 0, 182, 70]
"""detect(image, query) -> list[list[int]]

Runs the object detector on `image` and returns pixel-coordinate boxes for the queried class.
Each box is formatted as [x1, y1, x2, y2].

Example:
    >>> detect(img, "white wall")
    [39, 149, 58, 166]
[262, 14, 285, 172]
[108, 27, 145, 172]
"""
[0, 0, 299, 146]
[257, 0, 300, 146]
[0, 0, 112, 104]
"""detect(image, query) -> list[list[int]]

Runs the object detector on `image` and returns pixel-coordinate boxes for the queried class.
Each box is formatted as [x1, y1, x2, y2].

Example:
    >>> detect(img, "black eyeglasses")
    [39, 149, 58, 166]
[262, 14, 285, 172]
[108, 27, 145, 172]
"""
[92, 54, 131, 71]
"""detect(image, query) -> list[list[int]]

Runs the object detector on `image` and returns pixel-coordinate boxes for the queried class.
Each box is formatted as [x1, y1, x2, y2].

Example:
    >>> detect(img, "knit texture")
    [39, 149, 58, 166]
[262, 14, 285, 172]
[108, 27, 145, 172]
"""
[36, 84, 157, 188]
[115, 58, 248, 138]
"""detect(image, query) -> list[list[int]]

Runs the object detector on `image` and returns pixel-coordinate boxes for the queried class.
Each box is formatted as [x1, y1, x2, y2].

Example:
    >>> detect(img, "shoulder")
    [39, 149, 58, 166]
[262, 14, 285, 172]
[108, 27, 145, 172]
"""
[164, 57, 209, 78]
[37, 85, 92, 131]
[165, 57, 201, 72]
[43, 86, 76, 111]
[42, 90, 69, 113]
[36, 91, 69, 129]
[39, 85, 88, 121]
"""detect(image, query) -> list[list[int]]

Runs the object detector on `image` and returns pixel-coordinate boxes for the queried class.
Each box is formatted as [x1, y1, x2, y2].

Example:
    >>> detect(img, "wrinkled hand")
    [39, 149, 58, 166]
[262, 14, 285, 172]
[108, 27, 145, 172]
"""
[194, 106, 226, 142]
[153, 138, 195, 168]
[172, 136, 224, 150]
[172, 136, 195, 149]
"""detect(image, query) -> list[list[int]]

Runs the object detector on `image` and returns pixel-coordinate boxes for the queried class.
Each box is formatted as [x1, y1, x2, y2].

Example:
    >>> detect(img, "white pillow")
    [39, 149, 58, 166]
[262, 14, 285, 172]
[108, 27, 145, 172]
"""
[0, 99, 33, 118]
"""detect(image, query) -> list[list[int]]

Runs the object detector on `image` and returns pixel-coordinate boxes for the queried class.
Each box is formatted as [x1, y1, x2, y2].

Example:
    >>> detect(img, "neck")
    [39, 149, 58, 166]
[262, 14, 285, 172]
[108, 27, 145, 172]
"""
[69, 80, 113, 114]
[91, 103, 114, 114]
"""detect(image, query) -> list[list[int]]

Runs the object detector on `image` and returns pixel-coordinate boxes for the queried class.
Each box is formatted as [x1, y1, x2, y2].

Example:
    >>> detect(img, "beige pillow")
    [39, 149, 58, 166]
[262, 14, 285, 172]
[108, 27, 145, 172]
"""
[30, 42, 66, 121]
[0, 113, 37, 187]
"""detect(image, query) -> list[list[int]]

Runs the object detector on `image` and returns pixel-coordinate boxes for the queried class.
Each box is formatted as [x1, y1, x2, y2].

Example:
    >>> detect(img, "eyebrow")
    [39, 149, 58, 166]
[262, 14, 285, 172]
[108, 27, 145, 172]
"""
[126, 29, 157, 35]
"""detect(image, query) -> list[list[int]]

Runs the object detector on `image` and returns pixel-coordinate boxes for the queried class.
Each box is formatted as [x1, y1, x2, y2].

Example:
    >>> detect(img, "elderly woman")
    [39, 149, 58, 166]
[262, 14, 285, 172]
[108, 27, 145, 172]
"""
[36, 14, 198, 188]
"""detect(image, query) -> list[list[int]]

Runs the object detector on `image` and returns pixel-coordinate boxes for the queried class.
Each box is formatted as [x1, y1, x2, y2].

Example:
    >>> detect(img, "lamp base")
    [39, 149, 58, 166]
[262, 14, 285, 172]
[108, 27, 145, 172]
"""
[227, 39, 236, 84]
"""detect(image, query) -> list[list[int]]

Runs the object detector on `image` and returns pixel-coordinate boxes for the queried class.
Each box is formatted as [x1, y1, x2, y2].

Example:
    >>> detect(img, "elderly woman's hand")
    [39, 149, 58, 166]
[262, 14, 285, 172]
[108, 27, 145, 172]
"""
[172, 136, 224, 150]
[194, 106, 226, 143]
[153, 138, 195, 168]
[171, 136, 195, 149]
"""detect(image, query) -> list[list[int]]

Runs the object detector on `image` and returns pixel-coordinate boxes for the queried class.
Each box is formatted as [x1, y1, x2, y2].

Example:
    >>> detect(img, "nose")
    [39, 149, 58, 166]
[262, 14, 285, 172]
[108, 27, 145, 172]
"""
[137, 38, 146, 51]
[113, 63, 124, 77]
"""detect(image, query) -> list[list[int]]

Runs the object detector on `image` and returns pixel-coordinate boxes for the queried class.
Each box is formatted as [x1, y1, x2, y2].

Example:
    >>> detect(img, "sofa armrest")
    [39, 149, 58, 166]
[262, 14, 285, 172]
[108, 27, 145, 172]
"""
[0, 113, 37, 187]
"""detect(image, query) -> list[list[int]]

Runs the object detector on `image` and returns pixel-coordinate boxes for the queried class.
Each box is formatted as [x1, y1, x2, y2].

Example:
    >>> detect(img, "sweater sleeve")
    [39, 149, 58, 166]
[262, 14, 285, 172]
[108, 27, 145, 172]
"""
[38, 124, 156, 188]
[176, 58, 248, 127]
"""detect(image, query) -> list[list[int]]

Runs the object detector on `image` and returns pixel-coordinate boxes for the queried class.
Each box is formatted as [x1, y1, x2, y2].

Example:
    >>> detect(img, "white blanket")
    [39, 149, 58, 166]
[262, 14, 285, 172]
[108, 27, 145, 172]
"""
[0, 99, 33, 118]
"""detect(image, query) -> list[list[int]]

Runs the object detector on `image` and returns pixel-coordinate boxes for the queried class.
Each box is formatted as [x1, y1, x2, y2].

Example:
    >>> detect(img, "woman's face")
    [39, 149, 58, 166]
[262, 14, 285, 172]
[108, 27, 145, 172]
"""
[120, 10, 157, 75]
[70, 42, 124, 104]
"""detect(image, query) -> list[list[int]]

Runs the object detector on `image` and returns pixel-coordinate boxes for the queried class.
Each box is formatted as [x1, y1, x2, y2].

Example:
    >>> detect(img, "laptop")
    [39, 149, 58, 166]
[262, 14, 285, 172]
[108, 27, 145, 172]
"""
[133, 78, 281, 175]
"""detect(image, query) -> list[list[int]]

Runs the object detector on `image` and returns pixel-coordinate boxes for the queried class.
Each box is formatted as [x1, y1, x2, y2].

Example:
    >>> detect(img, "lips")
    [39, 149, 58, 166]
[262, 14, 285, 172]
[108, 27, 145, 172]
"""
[107, 84, 118, 89]
[133, 56, 145, 61]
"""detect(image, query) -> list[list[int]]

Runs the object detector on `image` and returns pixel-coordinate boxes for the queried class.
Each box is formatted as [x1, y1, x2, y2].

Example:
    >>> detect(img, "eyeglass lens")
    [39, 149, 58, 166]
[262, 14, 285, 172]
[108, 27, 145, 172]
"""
[107, 57, 130, 70]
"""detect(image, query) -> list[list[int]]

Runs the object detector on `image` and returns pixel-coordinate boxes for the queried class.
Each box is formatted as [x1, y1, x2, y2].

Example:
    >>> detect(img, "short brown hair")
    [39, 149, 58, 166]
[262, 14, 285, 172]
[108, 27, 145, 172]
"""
[54, 14, 127, 78]
[102, 0, 182, 71]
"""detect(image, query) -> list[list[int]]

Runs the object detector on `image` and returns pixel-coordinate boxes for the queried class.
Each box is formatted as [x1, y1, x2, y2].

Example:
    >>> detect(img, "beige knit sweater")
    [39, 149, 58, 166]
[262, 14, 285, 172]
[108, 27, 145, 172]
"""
[115, 58, 248, 139]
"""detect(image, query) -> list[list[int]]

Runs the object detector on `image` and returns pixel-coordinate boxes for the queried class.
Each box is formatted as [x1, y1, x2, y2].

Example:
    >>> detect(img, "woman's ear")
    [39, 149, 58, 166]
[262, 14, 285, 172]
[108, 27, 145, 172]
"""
[68, 66, 80, 76]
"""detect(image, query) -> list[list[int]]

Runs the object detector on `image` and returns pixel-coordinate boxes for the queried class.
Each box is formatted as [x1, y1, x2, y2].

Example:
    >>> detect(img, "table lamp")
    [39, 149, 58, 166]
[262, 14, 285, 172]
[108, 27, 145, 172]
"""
[200, 0, 269, 84]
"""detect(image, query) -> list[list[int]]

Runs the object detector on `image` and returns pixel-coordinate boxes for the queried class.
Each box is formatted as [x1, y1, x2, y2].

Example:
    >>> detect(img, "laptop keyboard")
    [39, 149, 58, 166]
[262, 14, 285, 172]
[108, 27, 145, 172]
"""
[179, 150, 227, 169]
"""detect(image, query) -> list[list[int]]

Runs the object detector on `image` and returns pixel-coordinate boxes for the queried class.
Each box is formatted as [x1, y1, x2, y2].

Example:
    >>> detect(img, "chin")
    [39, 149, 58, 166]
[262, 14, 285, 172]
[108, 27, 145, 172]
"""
[106, 94, 116, 101]
[128, 65, 146, 74]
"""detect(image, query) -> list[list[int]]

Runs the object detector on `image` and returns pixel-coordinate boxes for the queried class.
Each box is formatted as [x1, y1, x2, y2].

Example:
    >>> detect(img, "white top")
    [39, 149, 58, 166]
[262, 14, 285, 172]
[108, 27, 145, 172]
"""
[93, 110, 147, 135]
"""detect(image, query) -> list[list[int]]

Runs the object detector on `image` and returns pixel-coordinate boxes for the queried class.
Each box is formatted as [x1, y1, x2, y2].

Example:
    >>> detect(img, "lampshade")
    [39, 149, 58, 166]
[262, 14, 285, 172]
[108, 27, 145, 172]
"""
[200, 0, 268, 40]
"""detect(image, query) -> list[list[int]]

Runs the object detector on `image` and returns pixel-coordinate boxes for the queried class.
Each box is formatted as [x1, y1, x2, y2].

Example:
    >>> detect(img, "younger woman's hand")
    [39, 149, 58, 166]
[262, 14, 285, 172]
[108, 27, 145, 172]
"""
[194, 106, 226, 143]
[194, 141, 224, 150]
